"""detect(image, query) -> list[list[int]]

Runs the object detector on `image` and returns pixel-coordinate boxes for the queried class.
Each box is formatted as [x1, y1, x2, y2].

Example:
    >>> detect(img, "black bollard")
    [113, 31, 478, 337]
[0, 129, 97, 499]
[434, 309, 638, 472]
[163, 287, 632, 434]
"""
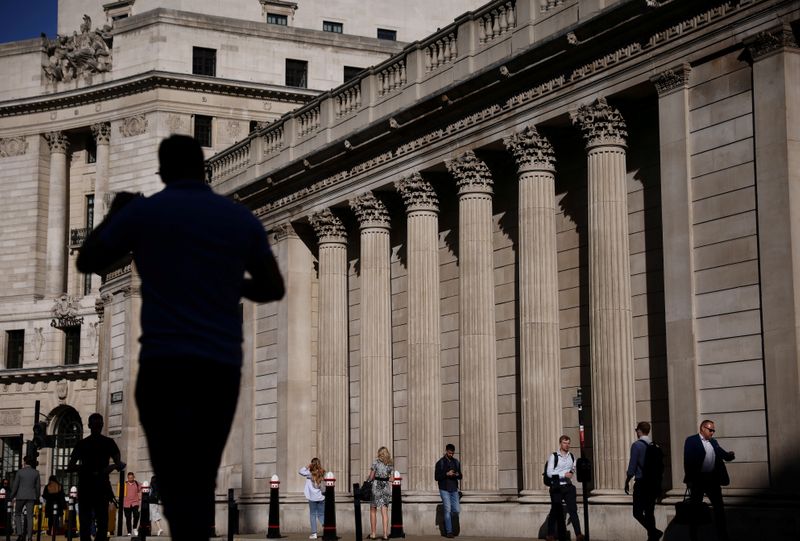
[2, 490, 9, 541]
[352, 483, 363, 541]
[117, 469, 125, 537]
[227, 489, 238, 541]
[321, 473, 337, 540]
[50, 503, 57, 541]
[66, 487, 77, 541]
[389, 472, 404, 538]
[36, 501, 43, 541]
[139, 481, 150, 540]
[266, 475, 281, 539]
[576, 457, 592, 541]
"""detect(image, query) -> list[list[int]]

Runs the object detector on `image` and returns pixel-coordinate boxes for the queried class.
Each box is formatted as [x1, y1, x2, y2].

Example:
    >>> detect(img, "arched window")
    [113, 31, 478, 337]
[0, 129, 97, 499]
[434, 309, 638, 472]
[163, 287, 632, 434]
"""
[50, 407, 82, 490]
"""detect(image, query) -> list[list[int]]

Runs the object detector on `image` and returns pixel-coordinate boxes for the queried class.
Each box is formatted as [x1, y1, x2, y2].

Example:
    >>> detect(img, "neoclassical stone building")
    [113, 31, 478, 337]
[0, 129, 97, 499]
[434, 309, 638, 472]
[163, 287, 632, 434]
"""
[0, 0, 484, 513]
[201, 0, 797, 538]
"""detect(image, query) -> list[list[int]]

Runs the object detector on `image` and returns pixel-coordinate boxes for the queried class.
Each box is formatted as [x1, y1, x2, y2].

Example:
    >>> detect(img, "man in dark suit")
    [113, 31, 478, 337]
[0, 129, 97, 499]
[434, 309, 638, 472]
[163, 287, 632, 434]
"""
[683, 420, 735, 541]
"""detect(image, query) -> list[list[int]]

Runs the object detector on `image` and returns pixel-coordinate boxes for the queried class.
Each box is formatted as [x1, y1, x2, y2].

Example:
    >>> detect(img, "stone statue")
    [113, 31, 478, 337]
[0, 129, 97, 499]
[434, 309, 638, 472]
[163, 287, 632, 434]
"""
[41, 14, 113, 83]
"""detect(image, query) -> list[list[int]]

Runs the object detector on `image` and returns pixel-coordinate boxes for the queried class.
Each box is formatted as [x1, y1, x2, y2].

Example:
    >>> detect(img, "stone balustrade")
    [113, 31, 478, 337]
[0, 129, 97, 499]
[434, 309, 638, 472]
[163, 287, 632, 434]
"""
[208, 139, 251, 182]
[297, 106, 321, 138]
[423, 32, 458, 72]
[334, 82, 362, 118]
[477, 0, 516, 44]
[378, 57, 407, 97]
[261, 124, 284, 158]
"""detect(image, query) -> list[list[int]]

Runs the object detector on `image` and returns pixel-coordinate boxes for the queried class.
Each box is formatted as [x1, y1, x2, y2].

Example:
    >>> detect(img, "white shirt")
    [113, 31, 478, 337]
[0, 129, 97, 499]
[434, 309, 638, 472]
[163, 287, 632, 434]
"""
[546, 450, 576, 485]
[699, 434, 715, 473]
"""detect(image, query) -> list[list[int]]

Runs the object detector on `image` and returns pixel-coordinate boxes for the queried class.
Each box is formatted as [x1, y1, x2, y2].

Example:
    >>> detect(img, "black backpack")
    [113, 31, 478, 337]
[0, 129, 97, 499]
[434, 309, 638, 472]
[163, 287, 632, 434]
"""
[640, 441, 664, 489]
[542, 452, 574, 487]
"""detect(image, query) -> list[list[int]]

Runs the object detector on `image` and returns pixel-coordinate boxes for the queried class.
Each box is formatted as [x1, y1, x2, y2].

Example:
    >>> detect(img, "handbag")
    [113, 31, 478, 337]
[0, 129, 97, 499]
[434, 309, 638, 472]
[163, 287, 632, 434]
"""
[359, 479, 373, 501]
[674, 487, 712, 525]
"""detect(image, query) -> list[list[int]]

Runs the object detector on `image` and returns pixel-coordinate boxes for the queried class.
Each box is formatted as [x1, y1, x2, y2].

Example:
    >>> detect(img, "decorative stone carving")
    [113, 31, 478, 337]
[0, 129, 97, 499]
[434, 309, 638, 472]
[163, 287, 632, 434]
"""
[272, 222, 298, 241]
[651, 63, 691, 96]
[57, 381, 68, 401]
[310, 208, 347, 241]
[227, 120, 242, 140]
[119, 114, 148, 137]
[95, 291, 113, 322]
[395, 172, 439, 212]
[350, 192, 390, 227]
[503, 125, 556, 171]
[570, 97, 628, 147]
[88, 321, 99, 356]
[167, 114, 185, 133]
[746, 24, 799, 61]
[91, 122, 111, 144]
[33, 327, 45, 360]
[0, 409, 21, 426]
[445, 150, 493, 194]
[45, 131, 69, 153]
[0, 136, 29, 157]
[51, 294, 84, 329]
[41, 15, 113, 83]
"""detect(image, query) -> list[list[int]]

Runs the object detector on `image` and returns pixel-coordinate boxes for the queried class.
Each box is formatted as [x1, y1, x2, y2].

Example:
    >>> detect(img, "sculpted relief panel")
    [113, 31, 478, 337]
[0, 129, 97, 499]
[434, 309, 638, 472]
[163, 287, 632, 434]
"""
[41, 15, 113, 83]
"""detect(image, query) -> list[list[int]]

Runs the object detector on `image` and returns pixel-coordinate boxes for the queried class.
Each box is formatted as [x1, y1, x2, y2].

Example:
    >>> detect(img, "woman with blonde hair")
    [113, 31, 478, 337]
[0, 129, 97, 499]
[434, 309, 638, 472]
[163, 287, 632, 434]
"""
[299, 458, 326, 539]
[366, 446, 393, 540]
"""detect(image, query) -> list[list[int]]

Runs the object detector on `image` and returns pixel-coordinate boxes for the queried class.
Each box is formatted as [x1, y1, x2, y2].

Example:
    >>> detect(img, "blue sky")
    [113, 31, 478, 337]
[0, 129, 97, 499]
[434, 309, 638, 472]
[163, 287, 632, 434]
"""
[0, 0, 58, 44]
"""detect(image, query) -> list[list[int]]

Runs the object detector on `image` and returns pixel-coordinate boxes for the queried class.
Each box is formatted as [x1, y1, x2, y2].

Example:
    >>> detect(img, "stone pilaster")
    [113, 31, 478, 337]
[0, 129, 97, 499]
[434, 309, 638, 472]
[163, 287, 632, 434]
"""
[309, 209, 350, 485]
[503, 126, 562, 497]
[90, 122, 111, 293]
[45, 131, 69, 297]
[395, 173, 442, 496]
[570, 98, 635, 494]
[445, 150, 499, 494]
[350, 192, 393, 475]
[746, 25, 800, 491]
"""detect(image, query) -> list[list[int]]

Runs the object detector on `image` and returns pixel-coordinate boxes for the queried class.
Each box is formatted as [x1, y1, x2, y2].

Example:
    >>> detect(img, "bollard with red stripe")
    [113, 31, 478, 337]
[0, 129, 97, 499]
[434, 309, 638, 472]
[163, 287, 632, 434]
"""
[389, 471, 405, 538]
[0, 488, 7, 537]
[266, 475, 281, 538]
[322, 472, 337, 540]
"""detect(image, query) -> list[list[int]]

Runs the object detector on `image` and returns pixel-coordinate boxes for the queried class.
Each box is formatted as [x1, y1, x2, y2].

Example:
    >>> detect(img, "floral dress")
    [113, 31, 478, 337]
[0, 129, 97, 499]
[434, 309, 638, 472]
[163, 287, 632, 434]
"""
[370, 460, 392, 508]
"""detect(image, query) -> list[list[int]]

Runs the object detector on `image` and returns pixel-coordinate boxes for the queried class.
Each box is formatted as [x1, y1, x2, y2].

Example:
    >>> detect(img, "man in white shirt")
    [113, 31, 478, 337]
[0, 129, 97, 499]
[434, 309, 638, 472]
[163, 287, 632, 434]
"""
[545, 435, 583, 541]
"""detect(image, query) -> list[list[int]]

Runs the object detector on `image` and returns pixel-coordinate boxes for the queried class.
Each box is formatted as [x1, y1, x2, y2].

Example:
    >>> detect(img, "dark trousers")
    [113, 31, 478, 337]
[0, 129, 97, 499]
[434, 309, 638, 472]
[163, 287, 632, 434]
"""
[136, 358, 240, 541]
[547, 483, 581, 539]
[689, 474, 728, 541]
[632, 480, 659, 539]
[77, 493, 109, 541]
[124, 506, 140, 533]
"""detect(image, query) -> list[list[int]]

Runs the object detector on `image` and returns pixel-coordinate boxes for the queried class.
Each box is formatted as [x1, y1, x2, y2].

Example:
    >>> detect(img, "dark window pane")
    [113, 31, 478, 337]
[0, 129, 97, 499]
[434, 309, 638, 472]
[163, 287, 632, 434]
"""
[343, 66, 363, 83]
[267, 13, 288, 25]
[194, 115, 213, 147]
[1, 436, 23, 487]
[51, 409, 82, 491]
[192, 47, 217, 76]
[377, 28, 397, 41]
[5, 330, 24, 369]
[323, 21, 343, 34]
[64, 327, 80, 366]
[86, 133, 96, 164]
[285, 59, 308, 88]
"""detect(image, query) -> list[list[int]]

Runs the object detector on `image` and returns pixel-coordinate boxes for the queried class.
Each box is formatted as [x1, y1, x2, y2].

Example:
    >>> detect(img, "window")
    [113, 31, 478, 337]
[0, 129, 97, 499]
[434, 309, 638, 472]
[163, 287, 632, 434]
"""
[5, 330, 24, 369]
[194, 115, 213, 148]
[344, 66, 363, 83]
[192, 47, 217, 77]
[84, 195, 95, 295]
[285, 59, 308, 88]
[1, 436, 23, 486]
[86, 134, 96, 164]
[267, 13, 288, 25]
[323, 21, 343, 34]
[51, 409, 82, 491]
[112, 14, 129, 21]
[377, 28, 397, 41]
[64, 327, 80, 366]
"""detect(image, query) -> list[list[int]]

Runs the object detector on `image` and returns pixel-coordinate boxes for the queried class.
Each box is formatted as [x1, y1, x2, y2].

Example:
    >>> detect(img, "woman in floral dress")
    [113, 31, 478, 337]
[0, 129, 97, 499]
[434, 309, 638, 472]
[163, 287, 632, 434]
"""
[367, 446, 393, 540]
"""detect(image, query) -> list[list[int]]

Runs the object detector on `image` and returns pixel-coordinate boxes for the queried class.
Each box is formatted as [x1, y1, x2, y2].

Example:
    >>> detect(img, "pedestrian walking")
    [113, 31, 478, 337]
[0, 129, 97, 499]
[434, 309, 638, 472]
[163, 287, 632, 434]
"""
[41, 475, 66, 536]
[434, 443, 462, 539]
[298, 458, 326, 539]
[10, 455, 40, 541]
[123, 472, 141, 536]
[545, 435, 583, 541]
[625, 421, 663, 541]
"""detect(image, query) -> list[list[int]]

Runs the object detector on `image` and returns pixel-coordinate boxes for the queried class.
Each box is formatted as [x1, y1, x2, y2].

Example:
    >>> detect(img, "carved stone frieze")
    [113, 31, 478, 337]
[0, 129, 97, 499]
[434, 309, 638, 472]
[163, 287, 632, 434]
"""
[0, 136, 28, 157]
[445, 150, 493, 195]
[570, 97, 628, 147]
[350, 192, 390, 228]
[746, 24, 799, 61]
[272, 222, 298, 241]
[503, 125, 556, 172]
[45, 131, 69, 153]
[309, 208, 347, 242]
[41, 14, 113, 83]
[167, 114, 185, 134]
[395, 172, 439, 212]
[651, 63, 691, 96]
[227, 120, 242, 140]
[119, 114, 148, 137]
[51, 294, 84, 329]
[0, 409, 21, 426]
[91, 122, 111, 144]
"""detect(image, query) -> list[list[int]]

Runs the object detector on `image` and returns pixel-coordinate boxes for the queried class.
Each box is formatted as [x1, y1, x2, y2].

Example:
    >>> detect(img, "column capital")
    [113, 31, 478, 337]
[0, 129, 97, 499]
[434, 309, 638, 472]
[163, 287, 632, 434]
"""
[310, 208, 347, 243]
[395, 172, 439, 213]
[503, 125, 556, 173]
[745, 24, 799, 62]
[570, 97, 627, 148]
[445, 150, 493, 195]
[45, 131, 69, 154]
[650, 63, 691, 97]
[272, 222, 299, 241]
[91, 122, 111, 145]
[350, 191, 390, 229]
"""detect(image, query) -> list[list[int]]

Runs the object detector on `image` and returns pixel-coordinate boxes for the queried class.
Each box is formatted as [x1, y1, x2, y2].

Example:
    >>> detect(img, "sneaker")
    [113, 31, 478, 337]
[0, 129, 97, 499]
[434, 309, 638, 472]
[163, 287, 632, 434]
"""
[446, 534, 455, 539]
[309, 534, 318, 539]
[133, 529, 138, 536]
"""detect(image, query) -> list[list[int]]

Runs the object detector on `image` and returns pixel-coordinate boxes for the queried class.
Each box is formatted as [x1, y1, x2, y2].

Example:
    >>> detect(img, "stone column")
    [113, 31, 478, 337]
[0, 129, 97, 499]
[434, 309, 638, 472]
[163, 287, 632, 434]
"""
[309, 209, 350, 486]
[395, 173, 442, 496]
[45, 131, 69, 297]
[350, 192, 393, 475]
[504, 127, 562, 496]
[746, 26, 800, 491]
[445, 151, 499, 494]
[651, 64, 699, 492]
[90, 122, 111, 292]
[570, 98, 635, 494]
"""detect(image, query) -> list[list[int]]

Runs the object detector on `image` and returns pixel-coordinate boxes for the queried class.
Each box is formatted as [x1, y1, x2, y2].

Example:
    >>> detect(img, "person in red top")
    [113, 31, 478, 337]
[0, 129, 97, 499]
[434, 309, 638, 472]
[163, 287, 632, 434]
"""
[123, 472, 142, 536]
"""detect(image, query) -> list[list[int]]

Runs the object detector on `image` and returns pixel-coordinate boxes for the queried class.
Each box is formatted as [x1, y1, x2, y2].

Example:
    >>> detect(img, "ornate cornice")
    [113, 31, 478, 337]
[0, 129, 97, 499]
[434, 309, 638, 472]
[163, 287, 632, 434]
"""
[570, 97, 627, 148]
[0, 136, 29, 157]
[91, 121, 111, 144]
[746, 24, 799, 62]
[395, 172, 439, 213]
[45, 131, 69, 153]
[445, 150, 493, 195]
[503, 125, 555, 172]
[650, 63, 691, 97]
[119, 114, 148, 137]
[309, 208, 347, 243]
[350, 192, 390, 229]
[0, 364, 98, 386]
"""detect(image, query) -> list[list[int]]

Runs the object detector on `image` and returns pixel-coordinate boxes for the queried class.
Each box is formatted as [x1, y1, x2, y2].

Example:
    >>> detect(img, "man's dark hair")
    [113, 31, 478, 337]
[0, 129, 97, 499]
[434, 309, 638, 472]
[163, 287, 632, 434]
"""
[636, 421, 651, 435]
[445, 443, 455, 452]
[88, 413, 103, 425]
[158, 135, 205, 183]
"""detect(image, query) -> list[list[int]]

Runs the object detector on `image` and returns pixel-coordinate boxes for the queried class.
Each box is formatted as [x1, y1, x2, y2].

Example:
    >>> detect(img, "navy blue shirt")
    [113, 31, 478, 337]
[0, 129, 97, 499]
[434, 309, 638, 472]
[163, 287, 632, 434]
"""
[89, 180, 274, 366]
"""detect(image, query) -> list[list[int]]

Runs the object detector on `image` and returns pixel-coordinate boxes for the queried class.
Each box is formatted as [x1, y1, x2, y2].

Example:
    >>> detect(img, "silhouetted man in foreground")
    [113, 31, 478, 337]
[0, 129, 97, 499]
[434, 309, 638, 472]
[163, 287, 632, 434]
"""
[78, 135, 285, 541]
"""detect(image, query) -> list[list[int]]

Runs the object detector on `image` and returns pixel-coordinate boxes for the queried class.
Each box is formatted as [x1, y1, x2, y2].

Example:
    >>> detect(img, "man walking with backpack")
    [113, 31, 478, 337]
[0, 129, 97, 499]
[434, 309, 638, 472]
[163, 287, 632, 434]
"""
[625, 421, 663, 541]
[544, 435, 583, 541]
